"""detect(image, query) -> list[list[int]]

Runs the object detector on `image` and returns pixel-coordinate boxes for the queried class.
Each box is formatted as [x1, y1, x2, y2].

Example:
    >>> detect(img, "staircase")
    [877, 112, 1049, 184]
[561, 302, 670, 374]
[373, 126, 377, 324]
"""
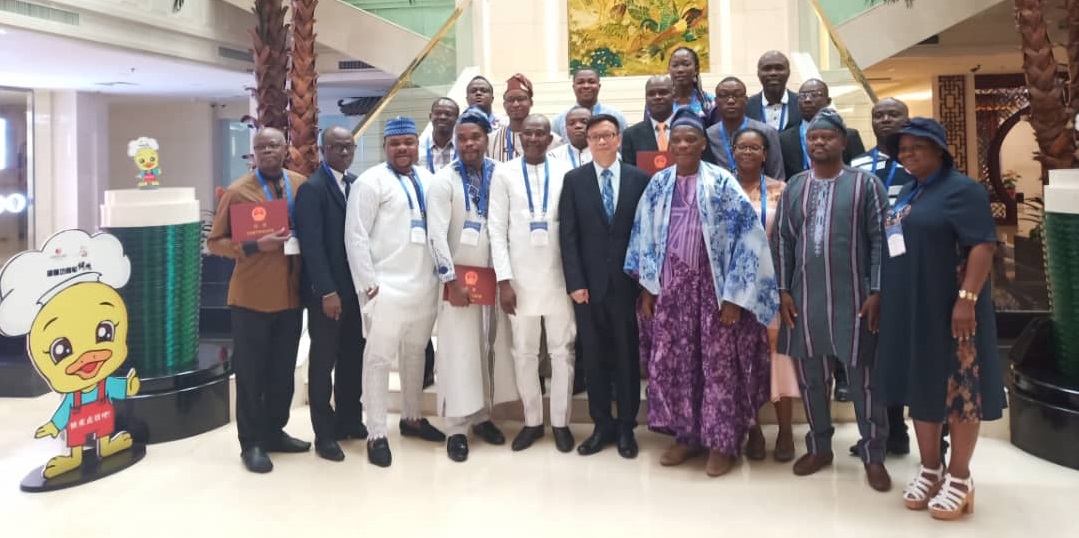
[216, 0, 429, 76]
[825, 0, 1008, 68]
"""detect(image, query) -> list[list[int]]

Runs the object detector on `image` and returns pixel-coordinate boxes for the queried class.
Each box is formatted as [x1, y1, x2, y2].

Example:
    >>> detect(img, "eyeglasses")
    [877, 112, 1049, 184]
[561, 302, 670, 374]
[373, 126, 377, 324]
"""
[587, 132, 618, 143]
[734, 144, 764, 153]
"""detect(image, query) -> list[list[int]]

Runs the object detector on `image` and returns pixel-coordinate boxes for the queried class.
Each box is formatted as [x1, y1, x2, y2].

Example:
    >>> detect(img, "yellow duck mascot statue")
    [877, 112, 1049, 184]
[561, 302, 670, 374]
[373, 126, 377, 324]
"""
[0, 229, 146, 492]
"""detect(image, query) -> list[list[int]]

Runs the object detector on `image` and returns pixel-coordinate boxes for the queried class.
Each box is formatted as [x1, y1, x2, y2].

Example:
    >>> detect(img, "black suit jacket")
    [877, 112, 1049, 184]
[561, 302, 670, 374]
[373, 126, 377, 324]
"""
[620, 120, 659, 167]
[779, 125, 867, 180]
[294, 165, 358, 305]
[559, 163, 650, 304]
[746, 90, 801, 132]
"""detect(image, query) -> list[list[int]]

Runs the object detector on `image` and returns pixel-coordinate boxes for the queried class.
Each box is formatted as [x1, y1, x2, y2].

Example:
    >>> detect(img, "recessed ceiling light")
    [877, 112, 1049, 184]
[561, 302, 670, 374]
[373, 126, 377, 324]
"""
[95, 81, 138, 87]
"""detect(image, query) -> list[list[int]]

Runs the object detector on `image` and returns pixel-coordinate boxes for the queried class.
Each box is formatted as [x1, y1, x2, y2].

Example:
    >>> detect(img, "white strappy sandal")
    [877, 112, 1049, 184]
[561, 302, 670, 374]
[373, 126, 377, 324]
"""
[902, 464, 945, 510]
[928, 473, 975, 520]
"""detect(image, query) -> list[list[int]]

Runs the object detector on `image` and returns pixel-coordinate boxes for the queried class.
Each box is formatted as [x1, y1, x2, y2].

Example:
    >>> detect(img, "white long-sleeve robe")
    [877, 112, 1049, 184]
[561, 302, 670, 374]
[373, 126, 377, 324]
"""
[426, 160, 517, 418]
[488, 157, 575, 316]
[345, 163, 439, 330]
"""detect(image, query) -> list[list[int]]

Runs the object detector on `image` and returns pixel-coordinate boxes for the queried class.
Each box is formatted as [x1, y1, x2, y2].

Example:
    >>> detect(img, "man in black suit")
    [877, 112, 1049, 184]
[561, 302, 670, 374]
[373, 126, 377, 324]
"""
[560, 114, 650, 459]
[294, 126, 366, 462]
[746, 51, 800, 132]
[778, 79, 867, 181]
[621, 75, 674, 167]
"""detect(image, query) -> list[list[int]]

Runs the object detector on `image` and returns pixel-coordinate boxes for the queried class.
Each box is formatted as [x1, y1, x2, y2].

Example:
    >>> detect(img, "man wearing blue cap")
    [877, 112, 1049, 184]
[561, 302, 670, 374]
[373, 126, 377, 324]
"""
[772, 110, 893, 492]
[345, 116, 445, 467]
[427, 107, 517, 462]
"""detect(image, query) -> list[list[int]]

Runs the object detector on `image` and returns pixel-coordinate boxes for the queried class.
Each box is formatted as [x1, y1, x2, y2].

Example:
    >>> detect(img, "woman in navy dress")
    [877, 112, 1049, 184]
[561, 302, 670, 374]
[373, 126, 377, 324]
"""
[875, 118, 1005, 521]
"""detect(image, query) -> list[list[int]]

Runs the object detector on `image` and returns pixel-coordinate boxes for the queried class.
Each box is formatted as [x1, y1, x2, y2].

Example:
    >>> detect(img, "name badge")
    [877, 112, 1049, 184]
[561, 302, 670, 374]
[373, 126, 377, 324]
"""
[283, 235, 301, 256]
[461, 220, 482, 246]
[886, 223, 906, 257]
[530, 221, 549, 246]
[410, 218, 427, 244]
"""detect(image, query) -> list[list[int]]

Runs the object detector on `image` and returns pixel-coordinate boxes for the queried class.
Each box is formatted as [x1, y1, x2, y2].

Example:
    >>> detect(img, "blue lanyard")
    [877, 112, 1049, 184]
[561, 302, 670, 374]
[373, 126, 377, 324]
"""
[505, 128, 516, 161]
[762, 101, 787, 130]
[456, 159, 492, 217]
[255, 169, 294, 222]
[387, 164, 425, 218]
[568, 147, 578, 167]
[870, 148, 899, 188]
[426, 138, 457, 174]
[892, 169, 942, 216]
[521, 158, 550, 218]
[799, 123, 810, 170]
[758, 174, 767, 228]
[718, 117, 748, 170]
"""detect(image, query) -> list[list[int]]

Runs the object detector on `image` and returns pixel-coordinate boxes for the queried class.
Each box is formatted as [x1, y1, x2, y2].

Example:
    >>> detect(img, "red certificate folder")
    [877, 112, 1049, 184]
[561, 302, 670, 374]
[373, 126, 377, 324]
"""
[636, 150, 674, 175]
[443, 265, 497, 306]
[229, 199, 289, 242]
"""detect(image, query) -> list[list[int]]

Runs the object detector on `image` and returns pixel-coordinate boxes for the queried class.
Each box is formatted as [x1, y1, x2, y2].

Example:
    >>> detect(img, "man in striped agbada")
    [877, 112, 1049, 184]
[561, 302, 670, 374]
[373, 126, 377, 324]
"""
[772, 110, 892, 493]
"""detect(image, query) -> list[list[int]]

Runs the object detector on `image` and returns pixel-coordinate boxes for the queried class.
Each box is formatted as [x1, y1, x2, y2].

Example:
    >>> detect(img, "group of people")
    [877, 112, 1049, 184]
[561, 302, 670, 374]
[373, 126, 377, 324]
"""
[206, 49, 1005, 522]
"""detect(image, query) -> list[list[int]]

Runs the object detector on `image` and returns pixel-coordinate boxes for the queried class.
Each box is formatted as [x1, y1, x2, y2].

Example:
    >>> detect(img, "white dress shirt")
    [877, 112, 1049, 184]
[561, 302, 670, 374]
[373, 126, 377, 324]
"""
[763, 90, 790, 130]
[328, 165, 347, 195]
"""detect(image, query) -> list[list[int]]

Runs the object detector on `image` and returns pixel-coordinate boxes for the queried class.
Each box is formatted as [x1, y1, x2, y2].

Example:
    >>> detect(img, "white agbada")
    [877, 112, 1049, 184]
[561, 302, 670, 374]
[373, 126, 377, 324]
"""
[488, 155, 577, 428]
[345, 161, 439, 438]
[547, 143, 593, 168]
[426, 158, 517, 421]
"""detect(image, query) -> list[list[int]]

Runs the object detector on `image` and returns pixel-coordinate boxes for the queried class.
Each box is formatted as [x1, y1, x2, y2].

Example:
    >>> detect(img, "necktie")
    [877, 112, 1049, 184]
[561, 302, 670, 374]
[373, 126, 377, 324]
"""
[656, 122, 668, 151]
[601, 169, 615, 222]
[344, 174, 355, 198]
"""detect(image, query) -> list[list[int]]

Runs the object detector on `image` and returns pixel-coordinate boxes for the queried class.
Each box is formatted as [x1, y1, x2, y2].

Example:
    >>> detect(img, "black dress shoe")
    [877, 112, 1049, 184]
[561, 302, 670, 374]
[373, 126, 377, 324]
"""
[553, 427, 575, 453]
[335, 423, 369, 441]
[471, 421, 506, 445]
[367, 438, 392, 467]
[447, 434, 469, 462]
[511, 426, 545, 451]
[399, 418, 446, 442]
[887, 435, 911, 455]
[423, 374, 435, 389]
[241, 447, 273, 473]
[315, 440, 345, 462]
[266, 432, 312, 453]
[577, 428, 616, 456]
[617, 430, 638, 459]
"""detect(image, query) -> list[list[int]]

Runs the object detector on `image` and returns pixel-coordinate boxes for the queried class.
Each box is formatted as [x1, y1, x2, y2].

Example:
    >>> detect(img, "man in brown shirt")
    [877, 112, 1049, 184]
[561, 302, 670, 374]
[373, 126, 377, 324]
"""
[208, 127, 310, 473]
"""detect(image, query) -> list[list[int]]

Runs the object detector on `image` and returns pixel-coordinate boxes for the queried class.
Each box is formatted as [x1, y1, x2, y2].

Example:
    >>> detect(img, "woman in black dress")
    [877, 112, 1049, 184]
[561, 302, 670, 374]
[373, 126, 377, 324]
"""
[875, 118, 1004, 521]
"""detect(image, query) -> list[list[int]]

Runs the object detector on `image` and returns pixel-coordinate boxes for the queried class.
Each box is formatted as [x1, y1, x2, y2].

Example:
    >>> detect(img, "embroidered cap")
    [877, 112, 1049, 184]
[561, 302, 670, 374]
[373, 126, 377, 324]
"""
[384, 116, 418, 138]
[670, 107, 705, 134]
[806, 109, 847, 137]
[457, 106, 492, 134]
[505, 73, 534, 98]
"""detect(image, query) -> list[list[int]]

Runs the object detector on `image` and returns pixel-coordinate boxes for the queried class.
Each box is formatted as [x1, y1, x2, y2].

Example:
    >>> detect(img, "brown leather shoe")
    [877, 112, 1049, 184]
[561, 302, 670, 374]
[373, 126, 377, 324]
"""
[660, 443, 705, 466]
[792, 452, 834, 476]
[705, 451, 736, 477]
[865, 462, 893, 492]
[745, 427, 766, 461]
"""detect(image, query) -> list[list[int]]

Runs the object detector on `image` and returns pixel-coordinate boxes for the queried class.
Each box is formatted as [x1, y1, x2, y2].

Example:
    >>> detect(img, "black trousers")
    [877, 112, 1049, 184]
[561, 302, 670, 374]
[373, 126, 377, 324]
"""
[231, 306, 303, 451]
[576, 291, 640, 433]
[306, 298, 365, 441]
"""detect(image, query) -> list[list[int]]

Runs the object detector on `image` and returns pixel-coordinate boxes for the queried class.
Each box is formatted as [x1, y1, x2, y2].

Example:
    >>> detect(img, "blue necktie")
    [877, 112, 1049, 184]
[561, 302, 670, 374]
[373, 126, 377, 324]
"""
[601, 169, 615, 222]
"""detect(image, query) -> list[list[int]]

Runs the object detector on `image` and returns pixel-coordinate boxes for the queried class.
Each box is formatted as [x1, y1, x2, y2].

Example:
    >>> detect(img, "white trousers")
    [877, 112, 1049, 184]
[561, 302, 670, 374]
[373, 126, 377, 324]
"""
[510, 312, 576, 428]
[444, 409, 492, 436]
[362, 311, 436, 439]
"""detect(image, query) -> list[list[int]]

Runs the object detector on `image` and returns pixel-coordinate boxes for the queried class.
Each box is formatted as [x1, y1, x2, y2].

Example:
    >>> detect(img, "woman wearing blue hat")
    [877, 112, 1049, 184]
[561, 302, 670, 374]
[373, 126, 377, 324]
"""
[875, 117, 1005, 520]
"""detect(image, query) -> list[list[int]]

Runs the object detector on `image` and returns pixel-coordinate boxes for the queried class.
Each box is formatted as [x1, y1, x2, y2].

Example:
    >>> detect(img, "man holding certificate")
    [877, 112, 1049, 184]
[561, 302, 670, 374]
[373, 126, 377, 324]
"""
[426, 107, 518, 462]
[207, 127, 309, 474]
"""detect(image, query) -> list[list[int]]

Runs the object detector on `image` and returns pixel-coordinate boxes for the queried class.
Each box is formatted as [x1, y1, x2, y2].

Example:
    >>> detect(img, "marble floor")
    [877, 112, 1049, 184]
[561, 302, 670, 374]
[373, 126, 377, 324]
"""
[0, 395, 1076, 538]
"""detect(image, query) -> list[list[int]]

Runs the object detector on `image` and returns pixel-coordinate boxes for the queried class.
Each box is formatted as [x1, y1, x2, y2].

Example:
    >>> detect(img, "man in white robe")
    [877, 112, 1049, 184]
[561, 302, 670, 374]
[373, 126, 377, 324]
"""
[426, 107, 517, 462]
[345, 116, 445, 468]
[489, 114, 577, 453]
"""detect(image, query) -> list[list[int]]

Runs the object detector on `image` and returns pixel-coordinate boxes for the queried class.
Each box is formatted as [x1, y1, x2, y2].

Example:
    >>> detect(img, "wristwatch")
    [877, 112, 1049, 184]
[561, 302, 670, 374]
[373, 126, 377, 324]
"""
[958, 290, 978, 302]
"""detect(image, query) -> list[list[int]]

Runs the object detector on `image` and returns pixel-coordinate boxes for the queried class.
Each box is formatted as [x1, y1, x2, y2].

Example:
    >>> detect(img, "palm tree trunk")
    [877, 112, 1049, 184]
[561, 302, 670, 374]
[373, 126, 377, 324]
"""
[1015, 0, 1077, 177]
[288, 0, 320, 177]
[252, 0, 290, 132]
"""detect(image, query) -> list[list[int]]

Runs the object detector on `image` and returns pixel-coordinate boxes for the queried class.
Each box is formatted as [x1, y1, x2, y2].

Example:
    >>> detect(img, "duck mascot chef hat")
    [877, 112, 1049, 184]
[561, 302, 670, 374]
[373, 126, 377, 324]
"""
[0, 230, 131, 338]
